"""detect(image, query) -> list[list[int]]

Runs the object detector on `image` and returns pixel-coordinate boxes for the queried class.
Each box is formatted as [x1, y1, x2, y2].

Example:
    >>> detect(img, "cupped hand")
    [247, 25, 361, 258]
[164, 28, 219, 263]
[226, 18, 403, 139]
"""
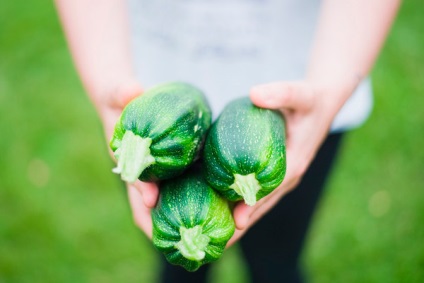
[227, 81, 347, 247]
[94, 79, 159, 238]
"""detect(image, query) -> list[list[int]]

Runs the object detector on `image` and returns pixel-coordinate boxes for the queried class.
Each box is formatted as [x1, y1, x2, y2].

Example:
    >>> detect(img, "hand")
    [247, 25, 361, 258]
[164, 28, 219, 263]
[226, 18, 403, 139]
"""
[93, 79, 159, 238]
[227, 81, 348, 247]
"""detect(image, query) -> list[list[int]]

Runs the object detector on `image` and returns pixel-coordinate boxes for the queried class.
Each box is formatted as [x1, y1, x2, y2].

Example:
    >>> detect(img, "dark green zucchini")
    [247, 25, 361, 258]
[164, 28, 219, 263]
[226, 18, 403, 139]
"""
[203, 97, 286, 206]
[110, 82, 211, 183]
[151, 166, 235, 272]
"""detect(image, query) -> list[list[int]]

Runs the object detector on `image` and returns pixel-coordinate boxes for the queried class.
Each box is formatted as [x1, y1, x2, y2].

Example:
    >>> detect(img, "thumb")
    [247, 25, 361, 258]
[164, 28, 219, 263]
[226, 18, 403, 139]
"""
[250, 81, 313, 111]
[232, 202, 255, 230]
[109, 80, 143, 109]
[132, 181, 159, 208]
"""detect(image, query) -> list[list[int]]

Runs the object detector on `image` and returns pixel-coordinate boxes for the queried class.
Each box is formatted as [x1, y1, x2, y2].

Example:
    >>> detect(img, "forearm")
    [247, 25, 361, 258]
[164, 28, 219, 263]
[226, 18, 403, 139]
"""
[308, 0, 400, 113]
[55, 0, 136, 106]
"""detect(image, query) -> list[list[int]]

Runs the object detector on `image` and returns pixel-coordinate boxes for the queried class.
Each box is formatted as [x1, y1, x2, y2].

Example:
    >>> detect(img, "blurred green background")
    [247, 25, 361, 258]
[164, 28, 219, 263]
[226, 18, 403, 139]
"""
[1, 1, 423, 283]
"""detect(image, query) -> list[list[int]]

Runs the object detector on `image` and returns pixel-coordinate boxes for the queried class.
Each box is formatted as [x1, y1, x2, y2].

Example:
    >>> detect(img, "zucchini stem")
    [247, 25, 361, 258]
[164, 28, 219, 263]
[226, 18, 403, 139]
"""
[175, 226, 210, 261]
[230, 173, 261, 206]
[112, 131, 155, 183]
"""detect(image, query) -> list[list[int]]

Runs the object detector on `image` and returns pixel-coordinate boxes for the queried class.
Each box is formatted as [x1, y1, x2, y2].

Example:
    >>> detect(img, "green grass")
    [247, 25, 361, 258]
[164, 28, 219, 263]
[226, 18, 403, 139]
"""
[0, 1, 423, 283]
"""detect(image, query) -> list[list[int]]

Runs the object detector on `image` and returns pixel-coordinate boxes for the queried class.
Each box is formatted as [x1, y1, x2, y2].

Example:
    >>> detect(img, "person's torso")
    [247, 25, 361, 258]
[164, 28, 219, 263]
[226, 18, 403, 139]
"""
[129, 0, 372, 132]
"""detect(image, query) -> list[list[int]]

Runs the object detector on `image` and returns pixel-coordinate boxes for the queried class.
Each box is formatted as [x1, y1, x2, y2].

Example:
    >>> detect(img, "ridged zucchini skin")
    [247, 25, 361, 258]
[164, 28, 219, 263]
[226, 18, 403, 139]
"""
[110, 82, 211, 182]
[151, 166, 235, 272]
[203, 97, 286, 205]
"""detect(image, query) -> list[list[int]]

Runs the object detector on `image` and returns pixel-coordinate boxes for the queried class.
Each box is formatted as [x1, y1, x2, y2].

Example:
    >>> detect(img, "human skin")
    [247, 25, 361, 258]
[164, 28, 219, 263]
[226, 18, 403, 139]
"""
[55, 0, 400, 245]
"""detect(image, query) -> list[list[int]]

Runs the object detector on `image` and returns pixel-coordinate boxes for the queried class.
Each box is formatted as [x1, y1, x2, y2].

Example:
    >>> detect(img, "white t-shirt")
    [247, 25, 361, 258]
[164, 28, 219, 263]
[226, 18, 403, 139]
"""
[128, 0, 373, 132]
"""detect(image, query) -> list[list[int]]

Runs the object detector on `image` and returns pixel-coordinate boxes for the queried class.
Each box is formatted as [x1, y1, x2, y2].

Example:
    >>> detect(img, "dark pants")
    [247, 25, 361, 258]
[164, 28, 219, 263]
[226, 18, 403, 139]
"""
[160, 133, 344, 283]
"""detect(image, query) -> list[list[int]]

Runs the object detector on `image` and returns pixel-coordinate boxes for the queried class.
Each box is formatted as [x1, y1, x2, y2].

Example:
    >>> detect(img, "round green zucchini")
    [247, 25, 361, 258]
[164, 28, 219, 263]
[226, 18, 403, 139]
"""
[151, 166, 235, 272]
[110, 82, 212, 183]
[203, 97, 286, 206]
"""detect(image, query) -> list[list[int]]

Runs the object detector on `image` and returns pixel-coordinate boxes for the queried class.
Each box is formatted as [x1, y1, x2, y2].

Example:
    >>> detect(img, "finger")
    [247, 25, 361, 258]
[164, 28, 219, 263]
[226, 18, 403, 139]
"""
[250, 81, 313, 111]
[284, 145, 305, 184]
[99, 81, 143, 142]
[233, 184, 286, 231]
[232, 202, 255, 230]
[241, 184, 291, 230]
[226, 228, 245, 248]
[283, 118, 326, 190]
[127, 186, 152, 238]
[230, 194, 280, 247]
[132, 181, 159, 208]
[101, 108, 122, 144]
[109, 80, 143, 109]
